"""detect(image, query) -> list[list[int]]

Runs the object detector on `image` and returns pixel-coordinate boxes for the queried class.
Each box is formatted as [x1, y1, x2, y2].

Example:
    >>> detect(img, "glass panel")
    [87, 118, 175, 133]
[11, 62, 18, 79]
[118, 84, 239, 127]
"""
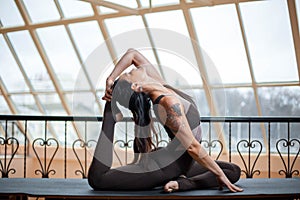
[37, 25, 89, 90]
[58, 0, 93, 18]
[23, 0, 60, 23]
[154, 50, 202, 87]
[0, 35, 29, 92]
[38, 94, 66, 115]
[66, 92, 97, 116]
[184, 89, 209, 116]
[0, 0, 24, 27]
[258, 86, 300, 116]
[8, 31, 55, 92]
[191, 4, 252, 84]
[0, 95, 10, 114]
[10, 94, 40, 115]
[145, 10, 199, 84]
[105, 16, 159, 77]
[213, 88, 257, 116]
[105, 15, 145, 38]
[296, 0, 300, 34]
[98, 6, 118, 14]
[141, 0, 180, 7]
[69, 21, 104, 61]
[145, 10, 189, 37]
[240, 0, 298, 82]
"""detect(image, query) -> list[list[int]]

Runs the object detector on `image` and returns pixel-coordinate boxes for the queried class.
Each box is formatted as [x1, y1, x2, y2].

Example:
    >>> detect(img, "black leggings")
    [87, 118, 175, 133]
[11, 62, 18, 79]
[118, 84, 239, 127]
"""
[88, 102, 241, 191]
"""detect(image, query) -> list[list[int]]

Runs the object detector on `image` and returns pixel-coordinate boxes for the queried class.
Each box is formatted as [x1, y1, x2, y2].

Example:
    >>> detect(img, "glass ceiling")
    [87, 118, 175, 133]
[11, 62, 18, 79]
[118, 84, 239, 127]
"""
[0, 0, 299, 142]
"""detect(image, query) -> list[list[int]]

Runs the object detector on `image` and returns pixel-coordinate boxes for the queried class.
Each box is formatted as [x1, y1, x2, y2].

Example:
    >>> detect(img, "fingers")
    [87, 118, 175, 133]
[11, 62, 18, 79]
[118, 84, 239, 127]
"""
[226, 183, 243, 193]
[232, 184, 243, 192]
[102, 79, 114, 101]
[217, 176, 243, 193]
[102, 89, 112, 101]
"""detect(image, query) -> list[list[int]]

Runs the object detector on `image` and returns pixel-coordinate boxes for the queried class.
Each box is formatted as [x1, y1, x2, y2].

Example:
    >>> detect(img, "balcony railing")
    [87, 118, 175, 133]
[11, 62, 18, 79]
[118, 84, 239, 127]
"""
[0, 115, 299, 179]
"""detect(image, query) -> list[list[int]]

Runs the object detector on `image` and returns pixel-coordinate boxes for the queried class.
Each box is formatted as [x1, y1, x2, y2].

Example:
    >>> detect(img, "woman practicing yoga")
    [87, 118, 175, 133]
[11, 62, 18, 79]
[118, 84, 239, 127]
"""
[88, 48, 243, 193]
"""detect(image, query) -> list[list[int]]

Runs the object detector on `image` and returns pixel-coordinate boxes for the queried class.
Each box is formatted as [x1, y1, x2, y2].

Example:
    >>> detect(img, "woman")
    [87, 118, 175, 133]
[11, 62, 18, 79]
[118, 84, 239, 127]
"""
[88, 49, 243, 192]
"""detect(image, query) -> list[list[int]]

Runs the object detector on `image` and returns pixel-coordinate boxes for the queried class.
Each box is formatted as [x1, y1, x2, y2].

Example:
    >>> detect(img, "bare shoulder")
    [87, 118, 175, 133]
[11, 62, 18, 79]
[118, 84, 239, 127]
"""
[159, 95, 182, 112]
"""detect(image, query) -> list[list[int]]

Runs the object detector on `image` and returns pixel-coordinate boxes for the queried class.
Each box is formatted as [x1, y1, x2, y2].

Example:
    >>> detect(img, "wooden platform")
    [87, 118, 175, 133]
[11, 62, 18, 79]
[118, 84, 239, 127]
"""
[0, 178, 299, 199]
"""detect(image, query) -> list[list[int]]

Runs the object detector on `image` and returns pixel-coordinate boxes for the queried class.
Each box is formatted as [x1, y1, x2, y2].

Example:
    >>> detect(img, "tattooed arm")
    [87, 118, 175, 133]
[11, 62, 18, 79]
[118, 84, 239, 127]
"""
[160, 96, 243, 193]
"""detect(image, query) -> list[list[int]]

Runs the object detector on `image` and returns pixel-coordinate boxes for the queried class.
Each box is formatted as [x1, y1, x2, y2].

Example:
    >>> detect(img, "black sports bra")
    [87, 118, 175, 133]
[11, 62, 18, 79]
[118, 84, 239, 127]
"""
[153, 94, 166, 105]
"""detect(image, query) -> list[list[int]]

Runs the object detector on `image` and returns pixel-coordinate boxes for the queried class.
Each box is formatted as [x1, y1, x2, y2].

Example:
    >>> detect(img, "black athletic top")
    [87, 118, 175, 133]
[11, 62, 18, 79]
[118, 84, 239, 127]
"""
[153, 94, 202, 142]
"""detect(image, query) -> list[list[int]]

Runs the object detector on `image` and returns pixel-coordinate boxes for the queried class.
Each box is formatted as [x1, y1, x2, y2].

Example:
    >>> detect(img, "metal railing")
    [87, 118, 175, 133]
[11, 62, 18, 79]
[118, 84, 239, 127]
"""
[0, 115, 299, 179]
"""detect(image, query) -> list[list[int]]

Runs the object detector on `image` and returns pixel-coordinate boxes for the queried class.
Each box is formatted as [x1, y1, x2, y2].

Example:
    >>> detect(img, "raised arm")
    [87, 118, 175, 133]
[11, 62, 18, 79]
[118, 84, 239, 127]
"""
[103, 48, 165, 101]
[160, 96, 243, 193]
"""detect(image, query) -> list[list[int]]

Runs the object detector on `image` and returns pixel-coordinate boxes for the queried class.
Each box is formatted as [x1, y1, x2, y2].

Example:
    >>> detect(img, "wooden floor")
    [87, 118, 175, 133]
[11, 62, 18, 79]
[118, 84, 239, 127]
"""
[0, 178, 299, 200]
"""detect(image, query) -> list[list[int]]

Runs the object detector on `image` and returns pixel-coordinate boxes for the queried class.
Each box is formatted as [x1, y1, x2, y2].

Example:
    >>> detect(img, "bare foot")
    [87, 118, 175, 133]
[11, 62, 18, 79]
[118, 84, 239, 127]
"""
[164, 181, 179, 193]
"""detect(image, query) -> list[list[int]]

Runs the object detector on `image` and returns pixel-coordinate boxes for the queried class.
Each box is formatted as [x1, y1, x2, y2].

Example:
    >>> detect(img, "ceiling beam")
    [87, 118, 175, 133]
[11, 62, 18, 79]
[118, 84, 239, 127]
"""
[180, 0, 228, 154]
[14, 0, 83, 139]
[81, 0, 139, 14]
[0, 0, 263, 34]
[53, 0, 103, 114]
[2, 32, 60, 140]
[235, 3, 268, 153]
[0, 78, 28, 139]
[4, 80, 299, 97]
[89, 2, 118, 73]
[0, 78, 18, 115]
[136, 0, 166, 80]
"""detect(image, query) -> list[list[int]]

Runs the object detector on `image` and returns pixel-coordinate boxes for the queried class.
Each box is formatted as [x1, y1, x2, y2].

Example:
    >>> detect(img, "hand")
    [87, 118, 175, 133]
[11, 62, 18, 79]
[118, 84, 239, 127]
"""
[102, 78, 114, 101]
[216, 174, 243, 193]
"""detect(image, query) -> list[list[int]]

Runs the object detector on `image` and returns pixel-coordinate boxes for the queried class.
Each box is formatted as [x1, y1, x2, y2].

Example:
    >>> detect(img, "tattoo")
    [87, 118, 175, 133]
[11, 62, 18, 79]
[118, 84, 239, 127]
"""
[166, 103, 183, 132]
[172, 103, 182, 116]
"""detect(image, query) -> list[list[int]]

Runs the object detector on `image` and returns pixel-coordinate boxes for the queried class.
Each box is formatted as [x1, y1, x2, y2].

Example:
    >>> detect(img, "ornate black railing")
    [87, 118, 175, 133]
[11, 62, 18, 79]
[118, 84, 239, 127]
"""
[0, 115, 299, 179]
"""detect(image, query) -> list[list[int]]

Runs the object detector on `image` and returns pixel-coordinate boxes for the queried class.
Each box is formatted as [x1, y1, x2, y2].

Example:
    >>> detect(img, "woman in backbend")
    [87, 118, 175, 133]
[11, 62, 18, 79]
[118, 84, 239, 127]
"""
[88, 48, 243, 193]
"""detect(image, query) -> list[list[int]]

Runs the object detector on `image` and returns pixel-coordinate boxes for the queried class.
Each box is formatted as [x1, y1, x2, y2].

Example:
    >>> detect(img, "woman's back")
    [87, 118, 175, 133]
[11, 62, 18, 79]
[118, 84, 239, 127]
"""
[152, 89, 202, 142]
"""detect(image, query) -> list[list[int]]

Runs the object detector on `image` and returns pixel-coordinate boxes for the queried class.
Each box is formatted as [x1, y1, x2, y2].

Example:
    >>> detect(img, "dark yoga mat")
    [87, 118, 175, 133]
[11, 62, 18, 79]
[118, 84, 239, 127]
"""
[0, 178, 299, 199]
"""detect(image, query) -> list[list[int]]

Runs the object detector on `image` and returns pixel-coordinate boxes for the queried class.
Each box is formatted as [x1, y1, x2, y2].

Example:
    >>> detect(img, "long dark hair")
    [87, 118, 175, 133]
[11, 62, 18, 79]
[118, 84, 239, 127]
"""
[112, 79, 156, 162]
[111, 79, 196, 163]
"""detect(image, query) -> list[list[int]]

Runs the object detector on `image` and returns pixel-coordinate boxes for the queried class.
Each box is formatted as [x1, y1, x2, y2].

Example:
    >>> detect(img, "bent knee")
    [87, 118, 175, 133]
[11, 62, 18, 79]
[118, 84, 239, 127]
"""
[230, 163, 241, 183]
[87, 171, 96, 189]
[219, 161, 241, 184]
[87, 170, 104, 190]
